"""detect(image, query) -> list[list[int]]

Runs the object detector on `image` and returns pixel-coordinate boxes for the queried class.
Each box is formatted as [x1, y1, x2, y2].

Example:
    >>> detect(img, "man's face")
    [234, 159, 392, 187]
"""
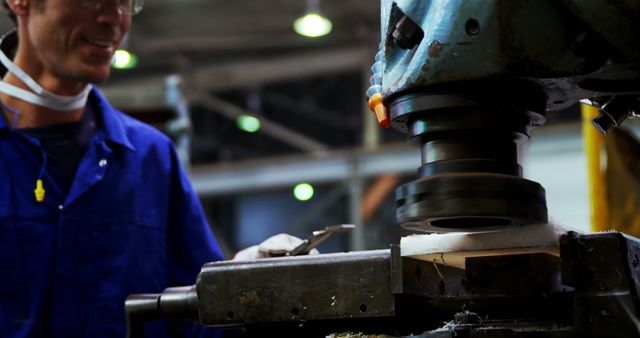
[22, 0, 132, 86]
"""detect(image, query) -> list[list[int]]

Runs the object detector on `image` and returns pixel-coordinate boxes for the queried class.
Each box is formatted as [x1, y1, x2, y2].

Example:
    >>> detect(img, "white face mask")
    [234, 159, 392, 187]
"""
[0, 31, 92, 112]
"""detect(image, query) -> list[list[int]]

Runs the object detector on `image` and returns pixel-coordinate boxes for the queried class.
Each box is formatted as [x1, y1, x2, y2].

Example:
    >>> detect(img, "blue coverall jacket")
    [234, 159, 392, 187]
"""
[0, 89, 224, 337]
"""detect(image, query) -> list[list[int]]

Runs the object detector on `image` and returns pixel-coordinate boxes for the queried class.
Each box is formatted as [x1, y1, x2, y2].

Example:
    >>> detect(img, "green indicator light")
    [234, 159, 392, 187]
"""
[236, 115, 261, 133]
[112, 50, 138, 69]
[294, 183, 314, 201]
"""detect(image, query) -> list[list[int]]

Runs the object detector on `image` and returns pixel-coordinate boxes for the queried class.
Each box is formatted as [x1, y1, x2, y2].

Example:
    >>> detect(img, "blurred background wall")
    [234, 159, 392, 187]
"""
[3, 0, 634, 258]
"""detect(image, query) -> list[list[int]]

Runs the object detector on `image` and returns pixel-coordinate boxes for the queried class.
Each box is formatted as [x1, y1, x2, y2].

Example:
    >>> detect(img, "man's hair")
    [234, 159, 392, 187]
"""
[2, 1, 17, 25]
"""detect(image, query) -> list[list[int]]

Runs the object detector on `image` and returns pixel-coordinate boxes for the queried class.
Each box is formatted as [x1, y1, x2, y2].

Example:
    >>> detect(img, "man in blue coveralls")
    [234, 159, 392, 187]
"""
[0, 0, 225, 337]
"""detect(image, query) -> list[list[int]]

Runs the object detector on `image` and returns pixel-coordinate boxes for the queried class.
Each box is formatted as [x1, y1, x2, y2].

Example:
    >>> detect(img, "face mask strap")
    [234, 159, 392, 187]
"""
[0, 31, 92, 112]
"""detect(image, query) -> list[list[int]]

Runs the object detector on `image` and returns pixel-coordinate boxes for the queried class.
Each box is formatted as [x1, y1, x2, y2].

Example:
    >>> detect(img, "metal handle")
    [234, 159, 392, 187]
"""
[289, 224, 356, 256]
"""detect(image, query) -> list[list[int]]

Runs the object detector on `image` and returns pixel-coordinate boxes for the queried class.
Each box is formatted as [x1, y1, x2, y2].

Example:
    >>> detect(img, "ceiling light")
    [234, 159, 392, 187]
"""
[294, 0, 332, 38]
[294, 183, 315, 201]
[112, 49, 138, 69]
[294, 13, 332, 38]
[236, 114, 261, 133]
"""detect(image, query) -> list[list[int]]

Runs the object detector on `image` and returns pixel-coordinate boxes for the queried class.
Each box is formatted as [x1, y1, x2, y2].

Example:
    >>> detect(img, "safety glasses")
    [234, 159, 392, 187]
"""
[79, 0, 146, 15]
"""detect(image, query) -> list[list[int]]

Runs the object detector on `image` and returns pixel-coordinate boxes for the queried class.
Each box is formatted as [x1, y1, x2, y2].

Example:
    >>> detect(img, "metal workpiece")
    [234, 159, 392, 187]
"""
[124, 232, 640, 337]
[464, 253, 564, 295]
[197, 246, 575, 337]
[396, 233, 640, 337]
[195, 246, 575, 336]
[196, 249, 399, 326]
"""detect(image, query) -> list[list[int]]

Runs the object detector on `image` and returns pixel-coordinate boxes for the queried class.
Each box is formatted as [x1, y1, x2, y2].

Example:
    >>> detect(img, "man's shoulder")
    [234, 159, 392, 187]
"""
[91, 89, 174, 150]
[116, 110, 169, 141]
[103, 107, 175, 151]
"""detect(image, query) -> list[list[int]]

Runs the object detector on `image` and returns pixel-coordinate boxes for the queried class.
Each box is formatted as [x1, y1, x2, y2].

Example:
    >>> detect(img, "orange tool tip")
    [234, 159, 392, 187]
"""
[368, 93, 390, 129]
[377, 116, 390, 128]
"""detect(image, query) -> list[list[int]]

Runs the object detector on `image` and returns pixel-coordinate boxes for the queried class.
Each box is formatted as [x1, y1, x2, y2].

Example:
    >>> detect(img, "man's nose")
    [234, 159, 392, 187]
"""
[96, 0, 126, 24]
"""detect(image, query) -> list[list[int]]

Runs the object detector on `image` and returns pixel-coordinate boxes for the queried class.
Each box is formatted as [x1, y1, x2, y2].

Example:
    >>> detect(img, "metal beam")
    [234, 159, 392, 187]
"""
[99, 47, 371, 110]
[130, 32, 371, 56]
[190, 121, 638, 197]
[349, 179, 366, 251]
[190, 142, 420, 197]
[192, 92, 329, 154]
[261, 91, 349, 130]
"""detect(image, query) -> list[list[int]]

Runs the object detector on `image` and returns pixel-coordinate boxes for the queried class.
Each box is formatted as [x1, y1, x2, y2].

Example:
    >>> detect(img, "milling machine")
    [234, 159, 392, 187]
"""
[126, 1, 640, 337]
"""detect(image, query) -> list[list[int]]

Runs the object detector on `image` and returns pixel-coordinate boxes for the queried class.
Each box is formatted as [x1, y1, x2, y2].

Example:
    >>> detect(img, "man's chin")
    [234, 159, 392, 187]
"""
[79, 68, 112, 84]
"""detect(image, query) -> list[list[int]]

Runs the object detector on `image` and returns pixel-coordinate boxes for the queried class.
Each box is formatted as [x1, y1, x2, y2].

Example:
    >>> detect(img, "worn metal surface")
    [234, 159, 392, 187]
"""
[197, 250, 398, 326]
[387, 81, 546, 136]
[198, 250, 575, 336]
[380, 0, 640, 111]
[560, 232, 640, 337]
[194, 248, 576, 333]
[381, 0, 589, 99]
[125, 286, 199, 338]
[389, 82, 548, 232]
[400, 256, 465, 297]
[396, 173, 547, 232]
[125, 232, 640, 337]
[465, 253, 564, 295]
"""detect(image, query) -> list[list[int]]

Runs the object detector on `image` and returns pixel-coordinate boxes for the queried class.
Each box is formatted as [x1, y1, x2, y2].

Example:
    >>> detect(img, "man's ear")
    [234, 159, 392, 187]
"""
[6, 0, 28, 17]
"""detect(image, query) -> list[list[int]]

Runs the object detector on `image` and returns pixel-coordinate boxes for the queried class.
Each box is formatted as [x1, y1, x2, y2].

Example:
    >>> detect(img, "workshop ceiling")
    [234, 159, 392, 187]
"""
[123, 0, 380, 89]
[0, 0, 381, 82]
[129, 0, 380, 63]
[122, 0, 382, 162]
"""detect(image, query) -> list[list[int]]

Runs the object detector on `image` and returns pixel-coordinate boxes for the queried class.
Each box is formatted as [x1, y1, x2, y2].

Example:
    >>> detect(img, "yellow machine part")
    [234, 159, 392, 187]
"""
[582, 104, 607, 232]
[583, 103, 640, 236]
